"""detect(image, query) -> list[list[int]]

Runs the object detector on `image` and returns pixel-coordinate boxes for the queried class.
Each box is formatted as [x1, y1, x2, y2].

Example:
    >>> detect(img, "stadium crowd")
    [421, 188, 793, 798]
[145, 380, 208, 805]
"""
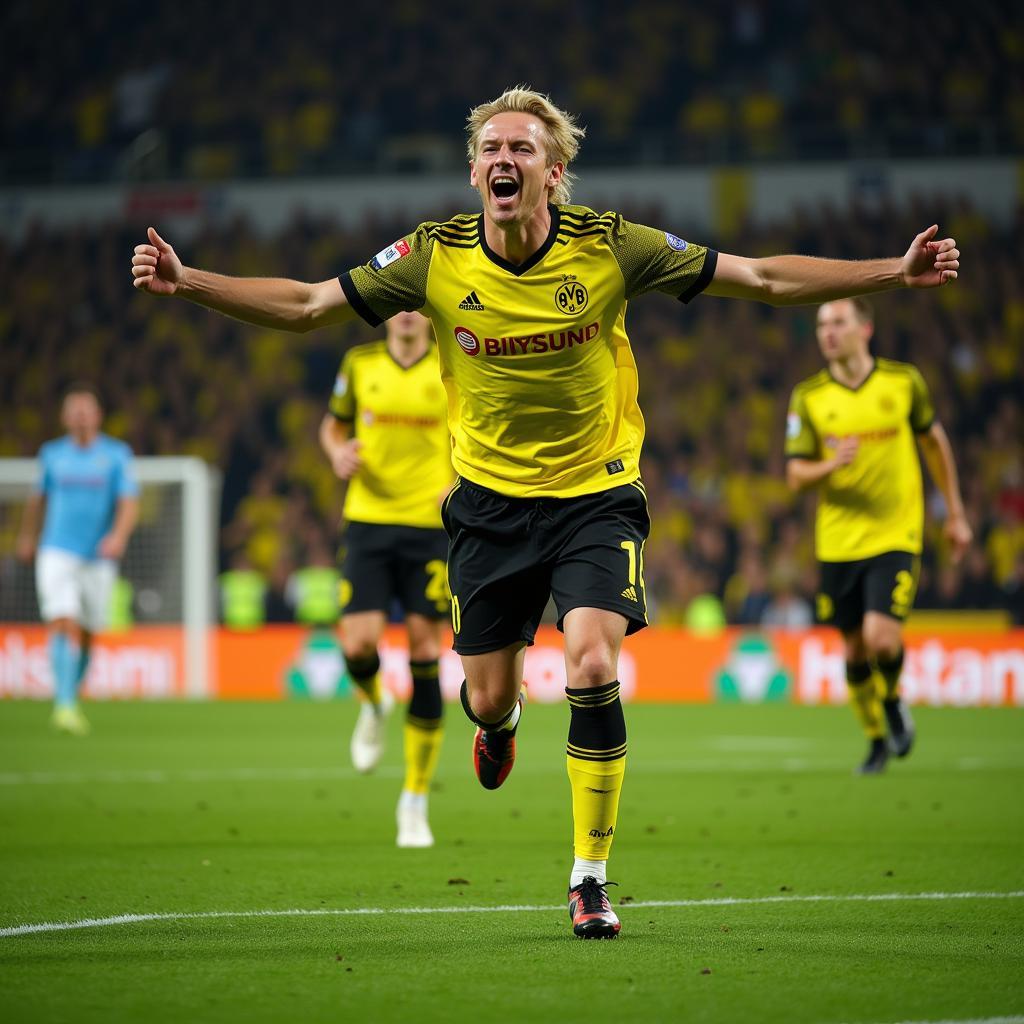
[2, 0, 1016, 184]
[3, 195, 1022, 626]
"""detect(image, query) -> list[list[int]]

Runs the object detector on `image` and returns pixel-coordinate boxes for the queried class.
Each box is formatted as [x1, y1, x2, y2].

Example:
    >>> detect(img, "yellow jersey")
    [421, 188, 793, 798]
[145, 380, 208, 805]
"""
[328, 340, 453, 529]
[340, 205, 715, 498]
[785, 358, 936, 561]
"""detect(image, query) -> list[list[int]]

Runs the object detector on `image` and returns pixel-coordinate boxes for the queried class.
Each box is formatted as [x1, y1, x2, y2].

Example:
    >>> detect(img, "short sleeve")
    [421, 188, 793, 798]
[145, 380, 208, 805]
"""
[116, 444, 140, 498]
[784, 387, 819, 459]
[608, 216, 718, 303]
[339, 224, 435, 327]
[328, 349, 356, 421]
[907, 365, 935, 434]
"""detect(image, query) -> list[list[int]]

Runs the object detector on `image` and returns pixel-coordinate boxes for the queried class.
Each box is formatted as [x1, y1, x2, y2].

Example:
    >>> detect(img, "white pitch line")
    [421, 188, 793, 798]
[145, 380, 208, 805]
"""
[2, 889, 1022, 939]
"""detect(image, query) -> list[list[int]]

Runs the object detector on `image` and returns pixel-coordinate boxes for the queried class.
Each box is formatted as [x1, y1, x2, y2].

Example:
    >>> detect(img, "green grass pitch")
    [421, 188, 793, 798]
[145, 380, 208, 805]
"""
[0, 700, 1022, 1023]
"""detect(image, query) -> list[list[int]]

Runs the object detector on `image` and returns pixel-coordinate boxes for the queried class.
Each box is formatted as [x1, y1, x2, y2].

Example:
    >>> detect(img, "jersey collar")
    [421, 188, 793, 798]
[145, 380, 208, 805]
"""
[478, 204, 560, 277]
[386, 340, 433, 372]
[828, 358, 876, 392]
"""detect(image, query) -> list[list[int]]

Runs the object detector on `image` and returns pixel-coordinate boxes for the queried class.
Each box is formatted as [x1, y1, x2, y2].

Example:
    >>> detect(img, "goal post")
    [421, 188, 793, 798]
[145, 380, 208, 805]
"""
[0, 456, 220, 698]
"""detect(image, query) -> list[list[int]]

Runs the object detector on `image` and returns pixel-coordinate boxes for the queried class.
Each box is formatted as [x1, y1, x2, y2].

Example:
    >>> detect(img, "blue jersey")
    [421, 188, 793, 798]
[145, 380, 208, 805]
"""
[35, 434, 139, 559]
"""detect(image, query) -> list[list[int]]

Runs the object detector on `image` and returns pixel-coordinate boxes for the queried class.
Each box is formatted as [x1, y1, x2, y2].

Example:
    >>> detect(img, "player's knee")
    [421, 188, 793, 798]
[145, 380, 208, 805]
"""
[565, 645, 617, 689]
[862, 620, 901, 661]
[462, 682, 516, 726]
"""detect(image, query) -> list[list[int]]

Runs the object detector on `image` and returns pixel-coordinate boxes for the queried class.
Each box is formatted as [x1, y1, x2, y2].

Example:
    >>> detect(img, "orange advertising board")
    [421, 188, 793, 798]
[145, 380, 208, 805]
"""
[0, 625, 186, 699]
[1, 624, 1021, 706]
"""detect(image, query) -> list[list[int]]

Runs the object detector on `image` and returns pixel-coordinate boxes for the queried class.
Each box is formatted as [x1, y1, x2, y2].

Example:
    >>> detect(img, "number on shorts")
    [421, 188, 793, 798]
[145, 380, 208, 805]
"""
[890, 569, 916, 618]
[450, 594, 461, 635]
[424, 559, 450, 612]
[619, 540, 645, 589]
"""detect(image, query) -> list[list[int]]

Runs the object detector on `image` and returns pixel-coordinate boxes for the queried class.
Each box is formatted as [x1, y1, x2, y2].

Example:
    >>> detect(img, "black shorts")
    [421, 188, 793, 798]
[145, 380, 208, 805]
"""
[340, 521, 450, 620]
[441, 477, 651, 656]
[816, 551, 921, 633]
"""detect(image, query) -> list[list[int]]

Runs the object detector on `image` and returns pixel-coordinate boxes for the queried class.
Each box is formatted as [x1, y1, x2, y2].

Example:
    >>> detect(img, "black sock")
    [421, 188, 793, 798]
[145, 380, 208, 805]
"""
[876, 649, 905, 702]
[565, 680, 627, 761]
[408, 659, 442, 727]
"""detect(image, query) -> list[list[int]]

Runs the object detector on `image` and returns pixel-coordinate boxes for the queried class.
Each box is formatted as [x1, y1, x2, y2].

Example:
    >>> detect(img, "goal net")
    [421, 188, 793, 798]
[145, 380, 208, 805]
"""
[0, 457, 219, 699]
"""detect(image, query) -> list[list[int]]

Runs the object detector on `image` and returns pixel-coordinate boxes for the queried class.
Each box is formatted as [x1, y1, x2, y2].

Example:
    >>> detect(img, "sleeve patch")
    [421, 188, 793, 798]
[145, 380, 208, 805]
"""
[665, 232, 688, 251]
[786, 412, 802, 439]
[370, 239, 411, 271]
[332, 373, 348, 397]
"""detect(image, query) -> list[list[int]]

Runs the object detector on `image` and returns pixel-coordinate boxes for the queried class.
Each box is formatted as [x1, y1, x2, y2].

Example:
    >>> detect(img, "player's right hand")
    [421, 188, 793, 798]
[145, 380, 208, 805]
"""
[132, 227, 183, 295]
[833, 436, 859, 468]
[330, 440, 363, 480]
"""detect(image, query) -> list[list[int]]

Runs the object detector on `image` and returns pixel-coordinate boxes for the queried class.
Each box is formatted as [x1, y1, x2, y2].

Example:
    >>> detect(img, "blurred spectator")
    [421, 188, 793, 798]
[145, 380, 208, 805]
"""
[284, 542, 342, 628]
[760, 570, 814, 630]
[219, 551, 268, 631]
[0, 0, 1014, 185]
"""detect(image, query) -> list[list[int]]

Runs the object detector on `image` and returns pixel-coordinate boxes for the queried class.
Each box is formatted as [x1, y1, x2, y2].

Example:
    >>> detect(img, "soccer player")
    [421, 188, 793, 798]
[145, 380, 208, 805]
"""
[130, 86, 960, 938]
[16, 383, 139, 734]
[319, 310, 453, 848]
[785, 298, 972, 773]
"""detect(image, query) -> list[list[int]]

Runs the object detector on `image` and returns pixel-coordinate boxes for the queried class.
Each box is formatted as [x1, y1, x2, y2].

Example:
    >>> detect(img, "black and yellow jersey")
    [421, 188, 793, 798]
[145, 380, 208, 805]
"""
[785, 358, 935, 561]
[328, 340, 453, 529]
[339, 204, 716, 498]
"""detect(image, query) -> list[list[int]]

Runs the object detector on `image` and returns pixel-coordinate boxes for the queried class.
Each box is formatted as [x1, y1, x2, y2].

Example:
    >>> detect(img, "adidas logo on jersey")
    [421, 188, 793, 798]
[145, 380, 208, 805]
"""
[458, 290, 485, 311]
[620, 585, 638, 602]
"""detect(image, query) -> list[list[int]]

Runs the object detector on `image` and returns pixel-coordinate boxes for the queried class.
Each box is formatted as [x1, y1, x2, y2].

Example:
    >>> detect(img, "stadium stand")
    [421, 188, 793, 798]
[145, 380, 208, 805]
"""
[2, 198, 1021, 624]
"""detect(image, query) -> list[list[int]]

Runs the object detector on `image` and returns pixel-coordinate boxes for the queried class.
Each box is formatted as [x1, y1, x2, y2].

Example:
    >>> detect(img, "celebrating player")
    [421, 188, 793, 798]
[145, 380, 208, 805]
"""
[319, 310, 453, 848]
[785, 298, 971, 773]
[131, 86, 960, 938]
[16, 383, 139, 735]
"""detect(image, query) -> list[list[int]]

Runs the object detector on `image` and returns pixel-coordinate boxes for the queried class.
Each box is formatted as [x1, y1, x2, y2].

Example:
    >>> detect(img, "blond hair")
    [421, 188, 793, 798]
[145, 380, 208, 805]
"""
[466, 86, 586, 205]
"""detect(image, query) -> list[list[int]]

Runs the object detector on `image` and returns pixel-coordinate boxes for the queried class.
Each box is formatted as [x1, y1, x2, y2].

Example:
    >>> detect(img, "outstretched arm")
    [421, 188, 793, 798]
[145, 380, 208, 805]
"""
[706, 225, 959, 305]
[917, 422, 972, 563]
[131, 227, 355, 333]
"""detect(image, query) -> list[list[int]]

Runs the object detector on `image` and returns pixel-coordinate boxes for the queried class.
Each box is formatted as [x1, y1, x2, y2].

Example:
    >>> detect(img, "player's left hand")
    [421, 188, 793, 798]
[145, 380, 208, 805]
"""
[901, 225, 959, 288]
[944, 513, 973, 564]
[98, 533, 127, 559]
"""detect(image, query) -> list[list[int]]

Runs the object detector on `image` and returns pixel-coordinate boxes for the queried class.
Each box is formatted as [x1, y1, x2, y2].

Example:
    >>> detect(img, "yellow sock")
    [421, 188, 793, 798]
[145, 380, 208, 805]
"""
[403, 718, 444, 795]
[566, 754, 626, 859]
[352, 672, 383, 707]
[848, 679, 884, 739]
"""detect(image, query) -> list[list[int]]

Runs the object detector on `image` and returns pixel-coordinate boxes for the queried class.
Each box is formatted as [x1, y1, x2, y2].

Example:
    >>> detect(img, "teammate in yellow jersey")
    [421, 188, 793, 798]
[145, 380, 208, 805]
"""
[130, 86, 961, 939]
[786, 298, 972, 774]
[319, 310, 453, 847]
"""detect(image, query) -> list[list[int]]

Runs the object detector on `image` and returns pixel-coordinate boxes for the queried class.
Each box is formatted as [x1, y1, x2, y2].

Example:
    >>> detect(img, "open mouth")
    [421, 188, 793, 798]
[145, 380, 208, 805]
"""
[490, 175, 519, 202]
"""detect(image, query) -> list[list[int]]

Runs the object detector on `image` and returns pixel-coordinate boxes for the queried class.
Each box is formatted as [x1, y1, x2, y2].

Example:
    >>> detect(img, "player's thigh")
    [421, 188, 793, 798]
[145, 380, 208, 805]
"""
[78, 560, 116, 633]
[35, 548, 83, 624]
[339, 522, 395, 615]
[562, 606, 628, 689]
[394, 527, 451, 621]
[548, 480, 651, 637]
[862, 552, 919, 654]
[442, 480, 551, 656]
[816, 559, 866, 633]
